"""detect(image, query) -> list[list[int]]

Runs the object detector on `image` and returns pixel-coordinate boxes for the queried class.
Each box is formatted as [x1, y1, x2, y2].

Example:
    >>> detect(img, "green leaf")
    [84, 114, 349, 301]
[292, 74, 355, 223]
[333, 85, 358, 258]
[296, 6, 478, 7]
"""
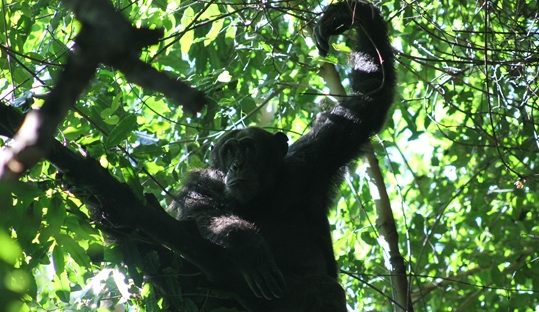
[52, 245, 65, 277]
[56, 235, 91, 268]
[119, 157, 145, 201]
[56, 290, 70, 303]
[0, 230, 22, 265]
[47, 196, 66, 229]
[145, 96, 171, 114]
[204, 18, 224, 46]
[360, 231, 377, 246]
[180, 6, 196, 54]
[104, 114, 137, 148]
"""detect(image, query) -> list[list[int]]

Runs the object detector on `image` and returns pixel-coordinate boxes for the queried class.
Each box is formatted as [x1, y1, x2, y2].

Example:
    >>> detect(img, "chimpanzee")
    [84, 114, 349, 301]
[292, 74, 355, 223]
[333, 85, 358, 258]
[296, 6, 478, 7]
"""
[166, 1, 396, 311]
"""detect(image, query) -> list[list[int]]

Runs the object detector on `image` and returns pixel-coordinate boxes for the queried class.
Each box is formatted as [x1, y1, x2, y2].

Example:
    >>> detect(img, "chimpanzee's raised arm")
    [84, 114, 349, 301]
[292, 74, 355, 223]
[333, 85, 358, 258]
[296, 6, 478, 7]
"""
[287, 1, 395, 174]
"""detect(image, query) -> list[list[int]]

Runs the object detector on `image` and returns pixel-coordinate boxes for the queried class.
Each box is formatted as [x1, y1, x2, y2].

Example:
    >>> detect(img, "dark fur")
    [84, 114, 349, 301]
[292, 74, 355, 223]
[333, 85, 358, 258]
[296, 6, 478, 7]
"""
[167, 2, 395, 311]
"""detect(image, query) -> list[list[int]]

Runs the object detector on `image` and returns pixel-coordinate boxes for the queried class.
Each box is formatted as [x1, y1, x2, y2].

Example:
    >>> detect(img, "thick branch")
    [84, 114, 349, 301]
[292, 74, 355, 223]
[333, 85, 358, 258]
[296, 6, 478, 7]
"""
[0, 0, 206, 181]
[114, 58, 207, 113]
[0, 51, 97, 181]
[0, 104, 229, 283]
[365, 149, 412, 312]
[64, 0, 207, 113]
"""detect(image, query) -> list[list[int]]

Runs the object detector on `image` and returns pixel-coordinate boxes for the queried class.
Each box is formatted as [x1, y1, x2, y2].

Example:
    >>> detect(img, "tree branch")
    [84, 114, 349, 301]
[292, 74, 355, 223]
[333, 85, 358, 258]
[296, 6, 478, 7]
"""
[0, 104, 230, 284]
[0, 0, 206, 181]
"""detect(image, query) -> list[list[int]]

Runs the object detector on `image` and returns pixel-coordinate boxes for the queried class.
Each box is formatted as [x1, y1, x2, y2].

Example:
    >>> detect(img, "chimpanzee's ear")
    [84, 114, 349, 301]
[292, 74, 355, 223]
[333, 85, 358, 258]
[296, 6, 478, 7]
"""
[273, 132, 289, 158]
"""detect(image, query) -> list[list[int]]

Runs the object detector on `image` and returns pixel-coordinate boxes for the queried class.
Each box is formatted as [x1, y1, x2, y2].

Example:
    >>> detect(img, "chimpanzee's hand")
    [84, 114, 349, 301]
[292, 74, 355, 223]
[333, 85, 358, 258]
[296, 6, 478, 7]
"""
[314, 1, 376, 56]
[229, 237, 286, 300]
[314, 2, 353, 56]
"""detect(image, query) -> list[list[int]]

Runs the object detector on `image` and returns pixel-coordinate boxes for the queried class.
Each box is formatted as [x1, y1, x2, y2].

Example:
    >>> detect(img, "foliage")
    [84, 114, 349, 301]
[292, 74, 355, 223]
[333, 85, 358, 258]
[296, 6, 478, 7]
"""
[0, 0, 538, 311]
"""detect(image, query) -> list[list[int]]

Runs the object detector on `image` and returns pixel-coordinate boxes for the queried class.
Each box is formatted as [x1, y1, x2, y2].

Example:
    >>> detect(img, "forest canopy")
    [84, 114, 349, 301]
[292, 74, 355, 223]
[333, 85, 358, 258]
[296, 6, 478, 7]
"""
[0, 0, 538, 311]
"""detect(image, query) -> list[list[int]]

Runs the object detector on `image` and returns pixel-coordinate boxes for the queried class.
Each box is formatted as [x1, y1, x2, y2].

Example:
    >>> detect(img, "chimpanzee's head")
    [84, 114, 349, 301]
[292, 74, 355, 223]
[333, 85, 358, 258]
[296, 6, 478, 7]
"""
[211, 127, 288, 203]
